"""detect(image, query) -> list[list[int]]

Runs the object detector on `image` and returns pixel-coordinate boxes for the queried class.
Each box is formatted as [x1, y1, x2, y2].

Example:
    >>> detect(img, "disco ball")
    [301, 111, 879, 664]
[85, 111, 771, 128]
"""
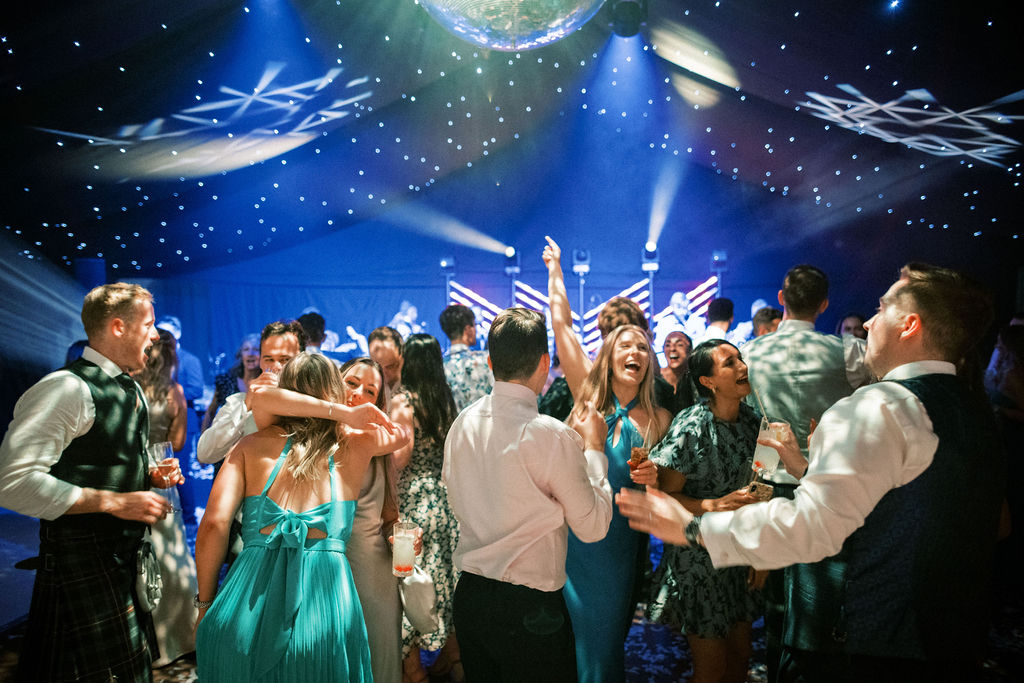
[417, 0, 607, 52]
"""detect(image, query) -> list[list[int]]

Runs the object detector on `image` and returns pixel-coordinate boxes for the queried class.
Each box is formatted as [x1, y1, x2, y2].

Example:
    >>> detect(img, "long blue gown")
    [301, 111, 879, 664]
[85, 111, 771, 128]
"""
[196, 439, 372, 682]
[564, 397, 645, 683]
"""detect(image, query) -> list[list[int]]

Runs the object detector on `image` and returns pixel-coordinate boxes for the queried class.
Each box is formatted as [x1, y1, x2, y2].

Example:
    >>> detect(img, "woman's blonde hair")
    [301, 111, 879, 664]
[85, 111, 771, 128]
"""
[571, 324, 659, 447]
[276, 353, 345, 480]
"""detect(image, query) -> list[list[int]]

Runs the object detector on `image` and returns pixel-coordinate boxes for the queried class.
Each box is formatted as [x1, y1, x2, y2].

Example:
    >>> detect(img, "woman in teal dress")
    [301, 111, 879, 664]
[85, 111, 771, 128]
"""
[195, 353, 409, 682]
[544, 237, 673, 682]
[648, 340, 762, 683]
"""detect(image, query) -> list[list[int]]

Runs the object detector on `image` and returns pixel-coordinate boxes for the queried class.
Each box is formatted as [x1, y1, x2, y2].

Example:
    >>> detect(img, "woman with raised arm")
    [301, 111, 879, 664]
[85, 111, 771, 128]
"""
[390, 334, 462, 683]
[646, 339, 763, 683]
[195, 353, 409, 682]
[543, 236, 673, 683]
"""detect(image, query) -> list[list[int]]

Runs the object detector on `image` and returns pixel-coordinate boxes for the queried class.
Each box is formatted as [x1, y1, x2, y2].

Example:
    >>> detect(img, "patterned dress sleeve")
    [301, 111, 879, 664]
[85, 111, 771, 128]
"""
[650, 404, 707, 476]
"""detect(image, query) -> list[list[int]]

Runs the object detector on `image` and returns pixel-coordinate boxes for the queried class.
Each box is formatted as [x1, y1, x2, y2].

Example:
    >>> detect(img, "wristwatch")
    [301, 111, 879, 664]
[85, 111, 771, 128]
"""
[194, 594, 214, 609]
[684, 516, 703, 548]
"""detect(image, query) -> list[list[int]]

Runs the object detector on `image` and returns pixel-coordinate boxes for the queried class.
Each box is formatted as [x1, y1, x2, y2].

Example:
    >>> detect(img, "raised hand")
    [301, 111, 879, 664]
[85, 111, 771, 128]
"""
[542, 235, 563, 273]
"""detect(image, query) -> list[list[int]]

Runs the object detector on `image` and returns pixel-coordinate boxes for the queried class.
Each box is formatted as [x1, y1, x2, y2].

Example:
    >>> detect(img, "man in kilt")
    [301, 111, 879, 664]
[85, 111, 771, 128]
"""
[0, 282, 181, 682]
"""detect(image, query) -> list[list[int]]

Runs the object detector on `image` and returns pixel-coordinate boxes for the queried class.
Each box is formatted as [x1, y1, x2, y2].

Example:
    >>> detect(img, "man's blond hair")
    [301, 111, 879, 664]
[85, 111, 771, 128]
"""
[81, 283, 153, 339]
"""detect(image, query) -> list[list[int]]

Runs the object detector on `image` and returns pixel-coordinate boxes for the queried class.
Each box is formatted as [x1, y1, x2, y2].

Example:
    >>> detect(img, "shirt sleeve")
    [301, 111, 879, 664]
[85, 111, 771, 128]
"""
[701, 383, 938, 569]
[196, 393, 256, 464]
[844, 335, 873, 389]
[0, 372, 93, 519]
[536, 428, 613, 543]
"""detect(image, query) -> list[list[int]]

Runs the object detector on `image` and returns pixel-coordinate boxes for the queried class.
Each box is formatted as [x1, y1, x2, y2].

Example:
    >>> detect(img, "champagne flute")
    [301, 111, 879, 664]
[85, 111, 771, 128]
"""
[147, 441, 181, 512]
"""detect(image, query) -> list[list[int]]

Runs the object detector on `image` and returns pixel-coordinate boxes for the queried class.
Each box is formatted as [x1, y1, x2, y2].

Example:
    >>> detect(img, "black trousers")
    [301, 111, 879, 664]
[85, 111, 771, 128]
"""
[453, 571, 578, 683]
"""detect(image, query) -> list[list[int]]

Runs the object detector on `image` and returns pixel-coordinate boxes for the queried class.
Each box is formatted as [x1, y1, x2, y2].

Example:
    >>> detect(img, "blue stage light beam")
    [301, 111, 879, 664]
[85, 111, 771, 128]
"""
[382, 204, 510, 254]
[647, 157, 683, 248]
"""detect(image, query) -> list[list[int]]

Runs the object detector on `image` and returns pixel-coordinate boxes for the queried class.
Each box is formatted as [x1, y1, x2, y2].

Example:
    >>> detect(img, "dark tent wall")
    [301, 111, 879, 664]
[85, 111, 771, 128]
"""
[2, 0, 1022, 425]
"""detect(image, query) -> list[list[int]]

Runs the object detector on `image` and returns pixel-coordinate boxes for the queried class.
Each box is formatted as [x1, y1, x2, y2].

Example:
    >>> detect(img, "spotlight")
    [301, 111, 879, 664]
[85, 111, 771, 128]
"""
[440, 256, 455, 272]
[610, 0, 646, 38]
[504, 248, 521, 277]
[642, 243, 659, 272]
[572, 248, 591, 275]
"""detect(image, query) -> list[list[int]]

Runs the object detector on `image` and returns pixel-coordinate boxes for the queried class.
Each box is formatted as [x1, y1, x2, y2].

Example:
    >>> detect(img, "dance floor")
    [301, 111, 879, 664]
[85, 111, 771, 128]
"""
[1, 508, 1022, 682]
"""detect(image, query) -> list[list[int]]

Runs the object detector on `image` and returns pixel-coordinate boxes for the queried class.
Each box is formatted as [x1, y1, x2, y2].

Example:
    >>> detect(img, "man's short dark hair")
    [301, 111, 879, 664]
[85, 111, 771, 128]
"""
[439, 304, 475, 341]
[597, 297, 649, 338]
[707, 298, 734, 323]
[297, 312, 326, 346]
[782, 265, 829, 317]
[261, 320, 308, 352]
[752, 306, 783, 330]
[488, 308, 549, 381]
[898, 262, 992, 363]
[368, 326, 403, 354]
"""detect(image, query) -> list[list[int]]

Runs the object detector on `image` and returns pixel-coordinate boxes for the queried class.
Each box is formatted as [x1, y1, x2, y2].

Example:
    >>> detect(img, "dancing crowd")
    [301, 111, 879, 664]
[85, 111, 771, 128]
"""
[0, 237, 1017, 683]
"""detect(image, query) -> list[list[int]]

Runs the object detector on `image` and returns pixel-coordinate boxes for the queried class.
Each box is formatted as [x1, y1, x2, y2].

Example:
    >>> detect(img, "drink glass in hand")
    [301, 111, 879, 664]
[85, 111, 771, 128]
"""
[147, 441, 180, 512]
[752, 417, 788, 475]
[392, 521, 418, 577]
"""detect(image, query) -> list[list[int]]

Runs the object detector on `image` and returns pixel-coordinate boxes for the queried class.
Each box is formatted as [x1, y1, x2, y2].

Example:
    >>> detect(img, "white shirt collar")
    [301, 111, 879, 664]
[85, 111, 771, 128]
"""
[777, 319, 815, 332]
[492, 380, 539, 404]
[82, 346, 125, 378]
[449, 343, 470, 354]
[882, 360, 956, 381]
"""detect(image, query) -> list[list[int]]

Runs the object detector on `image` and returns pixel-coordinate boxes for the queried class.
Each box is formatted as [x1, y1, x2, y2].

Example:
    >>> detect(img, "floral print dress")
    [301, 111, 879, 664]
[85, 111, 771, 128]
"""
[397, 421, 460, 653]
[646, 401, 763, 638]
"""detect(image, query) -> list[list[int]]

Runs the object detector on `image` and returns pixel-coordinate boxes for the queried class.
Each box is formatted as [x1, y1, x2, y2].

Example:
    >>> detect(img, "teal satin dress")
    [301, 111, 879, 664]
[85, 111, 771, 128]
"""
[197, 439, 371, 682]
[564, 397, 646, 683]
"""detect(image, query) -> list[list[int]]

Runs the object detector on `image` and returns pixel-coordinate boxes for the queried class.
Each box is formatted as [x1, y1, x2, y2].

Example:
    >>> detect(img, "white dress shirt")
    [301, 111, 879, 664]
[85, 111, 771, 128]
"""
[196, 392, 257, 464]
[442, 381, 613, 592]
[702, 360, 951, 570]
[0, 347, 138, 519]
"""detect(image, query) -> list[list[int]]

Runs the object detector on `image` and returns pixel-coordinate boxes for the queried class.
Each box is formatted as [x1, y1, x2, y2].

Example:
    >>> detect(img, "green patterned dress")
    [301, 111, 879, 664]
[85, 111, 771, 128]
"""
[397, 424, 461, 653]
[646, 401, 763, 638]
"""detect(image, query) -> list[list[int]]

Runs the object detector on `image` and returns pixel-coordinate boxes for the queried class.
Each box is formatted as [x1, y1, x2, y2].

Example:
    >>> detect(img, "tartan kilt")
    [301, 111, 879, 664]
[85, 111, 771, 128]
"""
[17, 525, 157, 683]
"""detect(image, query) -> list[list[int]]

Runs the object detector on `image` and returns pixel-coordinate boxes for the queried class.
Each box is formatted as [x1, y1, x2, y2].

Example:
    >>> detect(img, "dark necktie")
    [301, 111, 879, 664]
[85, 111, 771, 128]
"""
[115, 373, 140, 411]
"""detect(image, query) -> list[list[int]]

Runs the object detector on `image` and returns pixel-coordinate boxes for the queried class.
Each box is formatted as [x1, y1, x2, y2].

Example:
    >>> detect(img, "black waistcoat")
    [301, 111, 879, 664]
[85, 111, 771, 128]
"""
[784, 374, 1005, 661]
[45, 358, 149, 536]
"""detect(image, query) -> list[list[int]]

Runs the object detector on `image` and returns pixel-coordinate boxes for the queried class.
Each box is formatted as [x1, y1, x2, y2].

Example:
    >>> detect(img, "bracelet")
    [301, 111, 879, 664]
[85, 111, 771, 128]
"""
[328, 402, 334, 421]
[684, 516, 703, 548]
[193, 594, 214, 609]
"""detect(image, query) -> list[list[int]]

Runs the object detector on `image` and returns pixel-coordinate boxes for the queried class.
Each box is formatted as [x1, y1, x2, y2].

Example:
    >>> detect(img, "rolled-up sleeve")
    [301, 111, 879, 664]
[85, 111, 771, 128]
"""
[702, 383, 937, 569]
[0, 372, 91, 519]
[539, 428, 612, 543]
[196, 393, 256, 464]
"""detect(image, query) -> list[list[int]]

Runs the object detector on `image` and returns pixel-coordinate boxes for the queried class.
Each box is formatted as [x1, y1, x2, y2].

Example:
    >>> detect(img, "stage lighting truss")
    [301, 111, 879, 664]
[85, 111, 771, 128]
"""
[449, 276, 718, 355]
